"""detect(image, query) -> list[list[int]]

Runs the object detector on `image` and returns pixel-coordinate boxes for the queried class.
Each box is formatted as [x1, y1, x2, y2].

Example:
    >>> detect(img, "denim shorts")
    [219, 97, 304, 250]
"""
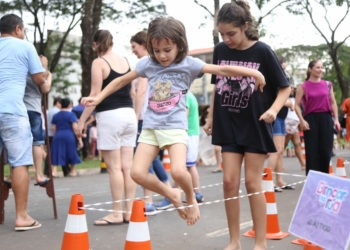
[273, 117, 286, 136]
[28, 111, 45, 145]
[0, 114, 33, 167]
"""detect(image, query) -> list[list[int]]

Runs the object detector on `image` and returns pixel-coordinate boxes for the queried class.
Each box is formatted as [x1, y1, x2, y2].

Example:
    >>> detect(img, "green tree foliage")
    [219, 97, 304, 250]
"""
[287, 0, 350, 101]
[275, 44, 350, 104]
[46, 31, 81, 95]
[193, 0, 293, 45]
[0, 0, 84, 95]
[0, 0, 83, 70]
[0, 0, 166, 96]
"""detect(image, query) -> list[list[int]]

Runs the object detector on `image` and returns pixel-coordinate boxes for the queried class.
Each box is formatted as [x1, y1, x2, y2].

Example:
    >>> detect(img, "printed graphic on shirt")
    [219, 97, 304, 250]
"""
[215, 60, 260, 113]
[148, 73, 187, 113]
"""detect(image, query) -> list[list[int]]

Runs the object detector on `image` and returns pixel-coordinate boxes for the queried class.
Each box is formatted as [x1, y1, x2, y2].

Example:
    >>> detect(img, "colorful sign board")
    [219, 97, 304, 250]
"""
[289, 170, 350, 250]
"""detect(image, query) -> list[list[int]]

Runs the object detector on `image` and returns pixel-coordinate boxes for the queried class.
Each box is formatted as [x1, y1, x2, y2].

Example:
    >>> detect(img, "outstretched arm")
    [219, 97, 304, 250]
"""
[82, 70, 139, 107]
[201, 64, 265, 92]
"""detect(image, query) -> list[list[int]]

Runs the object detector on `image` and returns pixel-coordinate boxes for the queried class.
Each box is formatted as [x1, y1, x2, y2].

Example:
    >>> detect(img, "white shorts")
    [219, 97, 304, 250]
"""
[96, 108, 137, 150]
[186, 135, 199, 167]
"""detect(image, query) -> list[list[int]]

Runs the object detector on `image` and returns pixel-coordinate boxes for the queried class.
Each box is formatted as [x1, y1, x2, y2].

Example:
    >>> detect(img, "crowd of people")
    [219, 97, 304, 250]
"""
[0, 1, 347, 249]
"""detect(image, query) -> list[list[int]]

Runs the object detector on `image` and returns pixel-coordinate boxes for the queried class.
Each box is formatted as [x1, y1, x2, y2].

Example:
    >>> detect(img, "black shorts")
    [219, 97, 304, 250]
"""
[221, 143, 267, 155]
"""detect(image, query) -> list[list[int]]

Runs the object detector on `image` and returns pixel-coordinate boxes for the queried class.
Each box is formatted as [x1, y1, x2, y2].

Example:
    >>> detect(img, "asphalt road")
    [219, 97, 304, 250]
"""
[1, 149, 350, 250]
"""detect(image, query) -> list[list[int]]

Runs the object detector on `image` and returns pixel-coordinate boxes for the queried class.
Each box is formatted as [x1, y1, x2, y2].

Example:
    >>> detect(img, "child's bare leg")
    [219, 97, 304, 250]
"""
[131, 143, 187, 220]
[212, 145, 223, 172]
[245, 153, 267, 250]
[291, 133, 305, 170]
[187, 166, 200, 193]
[168, 143, 200, 226]
[269, 135, 287, 187]
[222, 152, 243, 250]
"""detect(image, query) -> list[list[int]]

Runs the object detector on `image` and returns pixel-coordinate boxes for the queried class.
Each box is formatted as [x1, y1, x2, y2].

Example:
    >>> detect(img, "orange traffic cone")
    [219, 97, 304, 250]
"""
[61, 194, 90, 250]
[303, 242, 322, 250]
[301, 139, 306, 160]
[243, 167, 289, 239]
[328, 160, 334, 175]
[292, 238, 309, 245]
[162, 149, 171, 171]
[335, 157, 347, 178]
[124, 200, 151, 250]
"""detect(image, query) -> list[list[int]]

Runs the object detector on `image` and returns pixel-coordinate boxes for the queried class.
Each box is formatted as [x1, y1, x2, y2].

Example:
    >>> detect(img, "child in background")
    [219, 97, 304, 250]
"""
[89, 120, 99, 160]
[82, 16, 265, 226]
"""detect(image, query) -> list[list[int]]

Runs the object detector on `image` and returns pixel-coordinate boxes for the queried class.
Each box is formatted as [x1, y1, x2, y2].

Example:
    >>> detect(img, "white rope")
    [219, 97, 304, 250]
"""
[80, 179, 306, 215]
[83, 171, 304, 207]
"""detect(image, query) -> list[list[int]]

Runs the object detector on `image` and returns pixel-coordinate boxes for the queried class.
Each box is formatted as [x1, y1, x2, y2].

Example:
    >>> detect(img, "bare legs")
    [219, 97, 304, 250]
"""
[222, 152, 267, 250]
[222, 152, 243, 250]
[268, 135, 287, 187]
[212, 145, 223, 172]
[94, 147, 136, 224]
[173, 166, 201, 193]
[32, 145, 47, 183]
[12, 166, 40, 228]
[245, 153, 267, 250]
[131, 143, 200, 225]
[285, 133, 305, 170]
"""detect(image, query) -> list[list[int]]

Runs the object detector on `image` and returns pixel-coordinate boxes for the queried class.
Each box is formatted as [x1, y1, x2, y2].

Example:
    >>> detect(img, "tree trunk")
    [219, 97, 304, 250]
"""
[80, 0, 102, 97]
[329, 48, 349, 101]
[213, 0, 220, 45]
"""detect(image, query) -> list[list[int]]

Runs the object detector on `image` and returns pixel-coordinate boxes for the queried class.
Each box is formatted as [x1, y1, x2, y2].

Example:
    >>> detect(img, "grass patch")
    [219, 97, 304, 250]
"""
[3, 159, 101, 177]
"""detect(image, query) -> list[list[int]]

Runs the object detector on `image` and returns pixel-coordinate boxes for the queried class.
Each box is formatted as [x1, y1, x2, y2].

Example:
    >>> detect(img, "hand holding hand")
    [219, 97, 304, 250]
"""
[259, 109, 277, 124]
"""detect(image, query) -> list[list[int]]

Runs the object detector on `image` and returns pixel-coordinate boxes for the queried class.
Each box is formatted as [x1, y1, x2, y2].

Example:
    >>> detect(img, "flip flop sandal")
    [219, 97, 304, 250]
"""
[15, 220, 42, 231]
[94, 218, 123, 226]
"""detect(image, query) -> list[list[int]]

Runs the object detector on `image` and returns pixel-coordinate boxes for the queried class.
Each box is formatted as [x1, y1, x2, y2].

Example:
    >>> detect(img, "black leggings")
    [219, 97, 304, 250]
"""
[303, 112, 333, 175]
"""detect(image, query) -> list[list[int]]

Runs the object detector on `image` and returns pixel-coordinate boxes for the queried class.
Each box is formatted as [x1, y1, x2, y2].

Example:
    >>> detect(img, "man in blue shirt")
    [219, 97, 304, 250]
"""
[0, 14, 48, 231]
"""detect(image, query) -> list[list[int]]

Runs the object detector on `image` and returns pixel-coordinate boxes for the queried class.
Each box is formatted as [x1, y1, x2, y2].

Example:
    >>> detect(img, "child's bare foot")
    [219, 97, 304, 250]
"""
[223, 243, 241, 250]
[185, 195, 200, 226]
[169, 188, 187, 220]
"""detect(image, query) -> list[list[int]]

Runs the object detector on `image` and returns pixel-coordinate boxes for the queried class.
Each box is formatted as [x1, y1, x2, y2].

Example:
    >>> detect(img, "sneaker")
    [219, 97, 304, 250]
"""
[145, 203, 158, 215]
[195, 192, 204, 203]
[155, 197, 174, 210]
[183, 192, 204, 204]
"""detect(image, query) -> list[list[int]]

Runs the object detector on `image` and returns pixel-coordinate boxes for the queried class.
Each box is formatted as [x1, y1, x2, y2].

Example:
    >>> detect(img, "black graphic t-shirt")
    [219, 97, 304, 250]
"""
[211, 41, 289, 153]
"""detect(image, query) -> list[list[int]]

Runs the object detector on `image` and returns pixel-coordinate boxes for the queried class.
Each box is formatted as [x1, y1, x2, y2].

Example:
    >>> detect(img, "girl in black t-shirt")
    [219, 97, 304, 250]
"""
[204, 1, 290, 249]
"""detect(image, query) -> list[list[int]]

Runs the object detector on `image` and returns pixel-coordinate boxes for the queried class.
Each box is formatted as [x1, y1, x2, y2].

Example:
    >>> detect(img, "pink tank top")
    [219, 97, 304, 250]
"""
[301, 80, 332, 117]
